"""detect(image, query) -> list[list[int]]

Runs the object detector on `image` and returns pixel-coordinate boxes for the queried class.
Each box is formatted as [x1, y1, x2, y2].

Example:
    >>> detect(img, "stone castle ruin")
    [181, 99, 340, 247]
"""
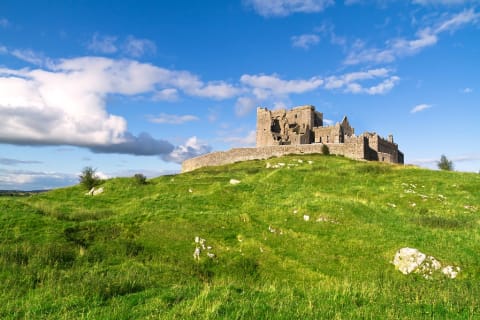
[182, 105, 403, 172]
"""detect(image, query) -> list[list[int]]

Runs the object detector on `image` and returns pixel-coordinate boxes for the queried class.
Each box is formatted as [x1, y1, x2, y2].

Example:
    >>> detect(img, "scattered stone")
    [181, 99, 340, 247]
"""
[188, 188, 193, 193]
[293, 209, 298, 214]
[316, 216, 339, 224]
[297, 159, 303, 163]
[303, 215, 310, 221]
[393, 247, 427, 275]
[193, 247, 201, 261]
[92, 187, 104, 195]
[442, 266, 461, 279]
[85, 187, 104, 196]
[410, 202, 417, 207]
[266, 162, 271, 168]
[392, 247, 460, 279]
[387, 203, 396, 208]
[193, 236, 215, 261]
[229, 179, 241, 185]
[307, 160, 313, 164]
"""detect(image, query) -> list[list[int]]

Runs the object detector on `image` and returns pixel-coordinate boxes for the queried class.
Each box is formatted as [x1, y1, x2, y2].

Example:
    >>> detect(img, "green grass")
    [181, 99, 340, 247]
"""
[1, 155, 479, 319]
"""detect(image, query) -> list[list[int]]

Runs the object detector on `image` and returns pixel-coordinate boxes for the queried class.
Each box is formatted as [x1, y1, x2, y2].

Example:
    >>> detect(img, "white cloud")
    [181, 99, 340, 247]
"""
[462, 87, 473, 93]
[87, 33, 118, 54]
[344, 9, 480, 65]
[124, 35, 156, 57]
[241, 74, 324, 97]
[291, 34, 320, 49]
[154, 88, 179, 101]
[148, 113, 199, 124]
[10, 49, 53, 67]
[235, 97, 258, 116]
[325, 68, 399, 95]
[0, 157, 42, 166]
[245, 0, 334, 17]
[0, 168, 77, 190]
[413, 0, 473, 5]
[411, 104, 432, 113]
[221, 130, 257, 147]
[162, 136, 211, 163]
[0, 56, 239, 157]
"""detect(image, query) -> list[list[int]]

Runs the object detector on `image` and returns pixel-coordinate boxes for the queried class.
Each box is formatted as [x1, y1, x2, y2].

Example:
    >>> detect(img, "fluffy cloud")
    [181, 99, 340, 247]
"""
[245, 0, 334, 17]
[325, 68, 399, 94]
[291, 34, 320, 49]
[162, 136, 211, 163]
[87, 33, 118, 54]
[241, 74, 324, 97]
[148, 113, 199, 124]
[124, 35, 157, 57]
[344, 9, 479, 65]
[221, 130, 257, 147]
[0, 56, 235, 157]
[411, 104, 432, 113]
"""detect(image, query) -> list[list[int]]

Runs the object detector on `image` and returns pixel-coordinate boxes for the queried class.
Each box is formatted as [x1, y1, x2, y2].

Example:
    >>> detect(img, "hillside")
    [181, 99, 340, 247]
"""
[1, 155, 479, 319]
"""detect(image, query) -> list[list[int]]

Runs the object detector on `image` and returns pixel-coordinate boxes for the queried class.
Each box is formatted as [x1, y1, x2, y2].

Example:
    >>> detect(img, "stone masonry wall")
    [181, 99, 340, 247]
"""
[182, 139, 366, 173]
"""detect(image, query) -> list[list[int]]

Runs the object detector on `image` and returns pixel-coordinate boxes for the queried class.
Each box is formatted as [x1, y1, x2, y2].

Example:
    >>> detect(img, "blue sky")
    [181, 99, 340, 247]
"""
[0, 0, 479, 190]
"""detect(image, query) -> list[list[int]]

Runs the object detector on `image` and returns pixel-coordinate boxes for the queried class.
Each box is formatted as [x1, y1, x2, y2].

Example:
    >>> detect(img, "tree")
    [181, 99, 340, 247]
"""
[79, 166, 100, 190]
[437, 155, 453, 171]
[322, 144, 330, 156]
[133, 173, 147, 185]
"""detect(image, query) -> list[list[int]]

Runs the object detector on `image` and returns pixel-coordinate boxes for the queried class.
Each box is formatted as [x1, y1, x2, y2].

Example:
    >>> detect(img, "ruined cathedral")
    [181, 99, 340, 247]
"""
[182, 104, 404, 172]
[256, 105, 404, 164]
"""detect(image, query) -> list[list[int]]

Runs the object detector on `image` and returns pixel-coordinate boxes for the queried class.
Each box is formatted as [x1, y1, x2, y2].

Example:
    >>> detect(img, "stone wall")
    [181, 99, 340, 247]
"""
[181, 140, 367, 173]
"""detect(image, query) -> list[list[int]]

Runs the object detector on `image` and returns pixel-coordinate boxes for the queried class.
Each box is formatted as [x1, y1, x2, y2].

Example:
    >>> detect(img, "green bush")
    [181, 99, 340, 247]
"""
[133, 173, 147, 185]
[437, 155, 453, 171]
[322, 144, 330, 155]
[79, 166, 100, 190]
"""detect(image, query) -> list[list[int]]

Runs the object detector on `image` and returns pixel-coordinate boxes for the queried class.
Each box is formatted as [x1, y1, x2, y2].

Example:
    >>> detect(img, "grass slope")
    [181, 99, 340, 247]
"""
[1, 155, 479, 319]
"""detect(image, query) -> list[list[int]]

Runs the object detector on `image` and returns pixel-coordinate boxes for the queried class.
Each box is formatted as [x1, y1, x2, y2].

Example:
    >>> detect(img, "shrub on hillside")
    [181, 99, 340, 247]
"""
[79, 167, 100, 190]
[322, 144, 330, 155]
[133, 173, 147, 185]
[438, 155, 454, 171]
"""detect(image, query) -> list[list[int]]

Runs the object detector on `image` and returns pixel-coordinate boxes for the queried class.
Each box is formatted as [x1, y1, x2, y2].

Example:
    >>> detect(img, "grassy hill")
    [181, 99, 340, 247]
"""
[1, 155, 479, 319]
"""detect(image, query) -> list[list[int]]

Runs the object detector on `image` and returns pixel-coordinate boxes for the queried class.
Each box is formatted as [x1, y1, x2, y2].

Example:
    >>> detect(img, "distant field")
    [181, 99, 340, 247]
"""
[1, 155, 479, 319]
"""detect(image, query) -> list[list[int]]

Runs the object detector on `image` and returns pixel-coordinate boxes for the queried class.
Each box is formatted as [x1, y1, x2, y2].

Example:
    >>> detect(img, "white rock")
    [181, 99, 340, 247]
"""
[297, 159, 303, 163]
[207, 252, 216, 259]
[303, 215, 310, 221]
[392, 247, 426, 275]
[308, 160, 313, 164]
[266, 162, 272, 168]
[193, 247, 201, 260]
[92, 187, 104, 195]
[188, 188, 193, 193]
[229, 179, 241, 185]
[442, 265, 460, 279]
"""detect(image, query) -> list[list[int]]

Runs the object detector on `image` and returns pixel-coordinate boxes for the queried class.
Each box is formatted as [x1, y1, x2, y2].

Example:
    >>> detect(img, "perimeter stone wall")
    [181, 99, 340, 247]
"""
[182, 139, 366, 173]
